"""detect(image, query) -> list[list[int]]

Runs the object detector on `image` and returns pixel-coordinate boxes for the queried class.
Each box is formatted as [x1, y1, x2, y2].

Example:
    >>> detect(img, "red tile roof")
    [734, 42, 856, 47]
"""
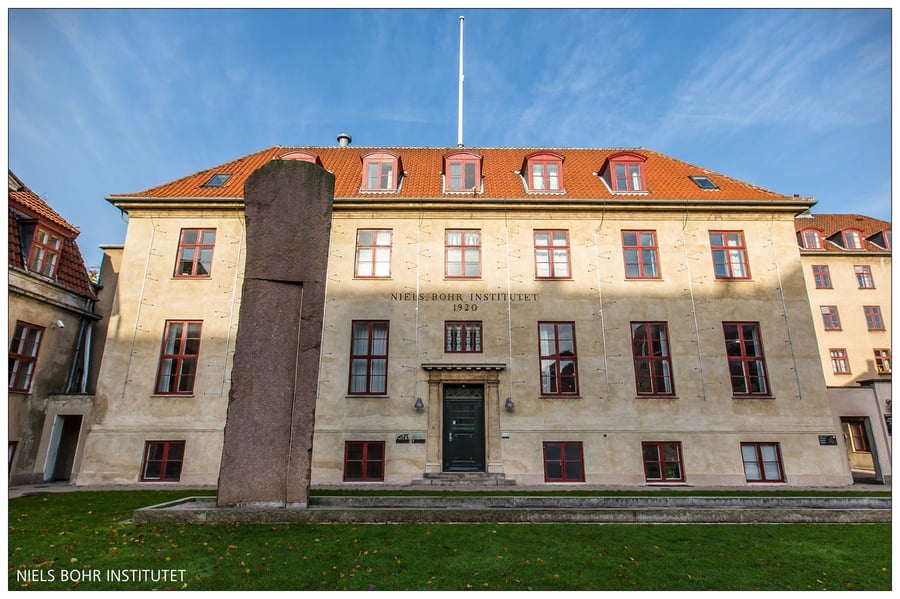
[795, 213, 891, 254]
[109, 145, 800, 204]
[8, 171, 97, 299]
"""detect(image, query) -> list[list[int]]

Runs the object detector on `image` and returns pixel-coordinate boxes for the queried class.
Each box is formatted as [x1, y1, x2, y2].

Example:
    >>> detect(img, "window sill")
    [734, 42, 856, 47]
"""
[172, 276, 212, 280]
[151, 394, 196, 399]
[346, 395, 390, 399]
[539, 395, 582, 399]
[634, 395, 678, 400]
[732, 395, 775, 400]
[353, 276, 392, 281]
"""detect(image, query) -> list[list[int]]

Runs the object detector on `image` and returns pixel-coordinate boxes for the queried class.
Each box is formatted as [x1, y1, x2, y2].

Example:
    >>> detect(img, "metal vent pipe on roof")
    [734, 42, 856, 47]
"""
[337, 133, 352, 147]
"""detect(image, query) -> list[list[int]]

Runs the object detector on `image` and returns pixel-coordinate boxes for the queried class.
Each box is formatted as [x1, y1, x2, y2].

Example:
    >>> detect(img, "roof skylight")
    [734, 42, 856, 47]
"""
[203, 173, 231, 187]
[689, 175, 718, 190]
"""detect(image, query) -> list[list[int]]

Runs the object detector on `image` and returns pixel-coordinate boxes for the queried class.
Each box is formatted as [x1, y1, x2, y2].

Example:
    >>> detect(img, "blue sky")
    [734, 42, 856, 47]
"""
[7, 7, 892, 268]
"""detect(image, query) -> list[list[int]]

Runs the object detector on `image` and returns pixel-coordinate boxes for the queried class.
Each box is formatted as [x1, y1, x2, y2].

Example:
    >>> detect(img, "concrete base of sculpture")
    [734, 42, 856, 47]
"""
[216, 159, 333, 508]
[136, 494, 892, 524]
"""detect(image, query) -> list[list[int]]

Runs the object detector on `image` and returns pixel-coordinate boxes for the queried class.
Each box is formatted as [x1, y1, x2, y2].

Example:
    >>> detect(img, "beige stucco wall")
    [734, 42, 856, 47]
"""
[311, 207, 849, 487]
[76, 202, 851, 488]
[828, 382, 892, 482]
[76, 211, 245, 485]
[800, 253, 891, 386]
[8, 270, 96, 485]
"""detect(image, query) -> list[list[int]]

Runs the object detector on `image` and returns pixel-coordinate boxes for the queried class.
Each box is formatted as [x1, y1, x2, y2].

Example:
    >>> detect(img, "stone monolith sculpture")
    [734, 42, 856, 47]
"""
[217, 158, 333, 507]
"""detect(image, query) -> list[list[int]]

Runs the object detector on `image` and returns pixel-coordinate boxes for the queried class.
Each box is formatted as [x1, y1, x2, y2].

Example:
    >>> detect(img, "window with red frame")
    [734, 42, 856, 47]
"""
[445, 321, 482, 353]
[842, 229, 864, 249]
[355, 229, 392, 278]
[155, 321, 202, 394]
[709, 231, 750, 279]
[349, 321, 389, 395]
[606, 153, 647, 192]
[799, 229, 822, 249]
[622, 231, 661, 279]
[846, 421, 870, 452]
[854, 265, 875, 288]
[27, 226, 63, 278]
[631, 322, 674, 396]
[820, 306, 841, 330]
[740, 442, 784, 482]
[864, 306, 884, 331]
[534, 230, 571, 279]
[811, 265, 832, 289]
[830, 348, 850, 374]
[175, 229, 216, 277]
[526, 154, 563, 191]
[445, 153, 481, 191]
[874, 348, 892, 374]
[445, 230, 481, 278]
[538, 322, 578, 395]
[8, 322, 43, 392]
[542, 441, 584, 482]
[362, 153, 399, 191]
[723, 322, 769, 396]
[641, 442, 684, 482]
[140, 440, 185, 482]
[343, 441, 385, 481]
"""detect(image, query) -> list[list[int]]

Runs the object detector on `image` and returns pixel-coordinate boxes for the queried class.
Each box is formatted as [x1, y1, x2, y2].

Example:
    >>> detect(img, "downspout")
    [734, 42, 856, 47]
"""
[681, 209, 708, 401]
[768, 217, 803, 400]
[65, 315, 86, 393]
[592, 211, 611, 400]
[80, 322, 92, 393]
[65, 294, 94, 394]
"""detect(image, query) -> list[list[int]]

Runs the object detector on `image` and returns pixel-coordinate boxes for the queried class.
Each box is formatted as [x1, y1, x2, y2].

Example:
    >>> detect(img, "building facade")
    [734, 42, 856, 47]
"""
[795, 213, 892, 483]
[8, 171, 103, 485]
[76, 143, 852, 488]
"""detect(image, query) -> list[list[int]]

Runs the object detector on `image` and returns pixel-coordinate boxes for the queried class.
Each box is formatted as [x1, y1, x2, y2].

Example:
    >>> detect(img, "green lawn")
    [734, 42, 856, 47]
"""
[8, 490, 892, 591]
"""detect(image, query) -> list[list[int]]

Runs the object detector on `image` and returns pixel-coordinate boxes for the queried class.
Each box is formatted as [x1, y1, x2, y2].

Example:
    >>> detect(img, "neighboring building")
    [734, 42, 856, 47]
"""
[8, 171, 104, 485]
[795, 213, 892, 483]
[76, 142, 851, 488]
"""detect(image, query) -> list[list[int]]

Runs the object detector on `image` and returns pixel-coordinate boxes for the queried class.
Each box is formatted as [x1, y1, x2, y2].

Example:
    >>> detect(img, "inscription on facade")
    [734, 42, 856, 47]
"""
[390, 292, 538, 302]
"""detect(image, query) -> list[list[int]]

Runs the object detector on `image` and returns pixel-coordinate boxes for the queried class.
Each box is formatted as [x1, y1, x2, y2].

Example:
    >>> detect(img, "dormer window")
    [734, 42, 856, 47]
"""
[443, 152, 482, 192]
[278, 150, 322, 165]
[523, 152, 564, 193]
[203, 173, 231, 187]
[869, 228, 892, 250]
[361, 152, 401, 192]
[841, 229, 864, 250]
[799, 228, 823, 249]
[604, 152, 648, 193]
[27, 226, 63, 278]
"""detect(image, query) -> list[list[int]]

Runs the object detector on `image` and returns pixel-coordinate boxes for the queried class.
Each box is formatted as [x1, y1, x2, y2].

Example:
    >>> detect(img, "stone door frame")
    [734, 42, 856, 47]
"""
[421, 364, 506, 476]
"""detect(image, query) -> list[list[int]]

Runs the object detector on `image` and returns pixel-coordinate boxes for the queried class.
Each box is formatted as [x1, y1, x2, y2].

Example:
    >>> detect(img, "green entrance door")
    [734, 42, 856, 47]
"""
[442, 385, 485, 472]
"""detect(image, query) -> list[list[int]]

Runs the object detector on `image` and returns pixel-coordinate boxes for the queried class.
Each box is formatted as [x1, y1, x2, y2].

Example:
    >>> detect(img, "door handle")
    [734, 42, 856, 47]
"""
[448, 433, 453, 442]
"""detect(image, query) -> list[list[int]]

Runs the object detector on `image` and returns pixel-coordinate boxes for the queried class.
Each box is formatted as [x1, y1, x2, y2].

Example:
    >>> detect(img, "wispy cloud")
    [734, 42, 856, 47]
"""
[651, 9, 890, 146]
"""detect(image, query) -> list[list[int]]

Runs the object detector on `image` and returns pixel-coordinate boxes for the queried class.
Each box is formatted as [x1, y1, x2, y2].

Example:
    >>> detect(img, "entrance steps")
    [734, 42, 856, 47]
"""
[411, 472, 516, 487]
